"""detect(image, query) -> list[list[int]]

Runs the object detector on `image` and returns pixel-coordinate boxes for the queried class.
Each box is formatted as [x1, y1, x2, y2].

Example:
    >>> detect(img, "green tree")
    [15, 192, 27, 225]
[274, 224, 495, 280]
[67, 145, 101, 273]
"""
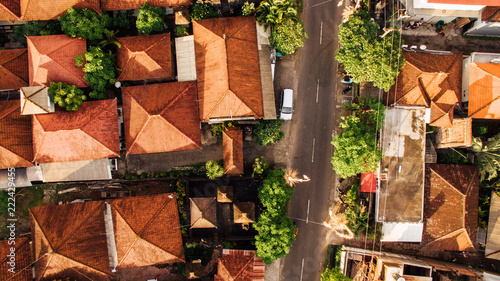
[258, 168, 294, 213]
[136, 2, 166, 35]
[206, 160, 224, 180]
[256, 0, 299, 31]
[190, 3, 219, 21]
[13, 21, 62, 46]
[269, 17, 307, 55]
[242, 2, 256, 16]
[175, 25, 189, 37]
[48, 82, 87, 111]
[252, 156, 269, 177]
[470, 133, 500, 181]
[336, 10, 404, 91]
[75, 46, 116, 99]
[321, 267, 352, 281]
[254, 119, 285, 146]
[254, 210, 296, 264]
[58, 8, 111, 43]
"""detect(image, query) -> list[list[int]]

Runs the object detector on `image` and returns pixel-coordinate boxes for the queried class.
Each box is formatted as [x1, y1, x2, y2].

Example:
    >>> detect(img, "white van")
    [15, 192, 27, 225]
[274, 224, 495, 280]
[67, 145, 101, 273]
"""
[279, 89, 293, 120]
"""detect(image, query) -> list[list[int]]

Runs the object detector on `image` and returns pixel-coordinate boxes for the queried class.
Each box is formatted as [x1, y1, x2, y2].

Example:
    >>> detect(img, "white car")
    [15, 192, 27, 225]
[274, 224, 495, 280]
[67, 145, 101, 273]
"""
[279, 89, 294, 120]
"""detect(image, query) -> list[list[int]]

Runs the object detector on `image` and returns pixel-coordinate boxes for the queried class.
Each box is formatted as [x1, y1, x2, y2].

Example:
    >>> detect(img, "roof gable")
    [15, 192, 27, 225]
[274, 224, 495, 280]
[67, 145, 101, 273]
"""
[117, 33, 173, 81]
[27, 35, 87, 87]
[0, 100, 33, 169]
[422, 164, 479, 251]
[20, 0, 100, 21]
[0, 238, 31, 281]
[190, 197, 217, 229]
[193, 17, 263, 121]
[122, 82, 201, 155]
[0, 48, 28, 90]
[32, 99, 120, 163]
[223, 127, 243, 175]
[468, 62, 500, 119]
[101, 0, 192, 11]
[0, 0, 20, 21]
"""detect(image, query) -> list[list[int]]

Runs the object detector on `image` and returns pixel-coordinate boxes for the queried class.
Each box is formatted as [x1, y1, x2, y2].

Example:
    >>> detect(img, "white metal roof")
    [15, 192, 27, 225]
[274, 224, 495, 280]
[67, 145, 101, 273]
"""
[381, 222, 423, 242]
[41, 159, 112, 182]
[175, 35, 197, 82]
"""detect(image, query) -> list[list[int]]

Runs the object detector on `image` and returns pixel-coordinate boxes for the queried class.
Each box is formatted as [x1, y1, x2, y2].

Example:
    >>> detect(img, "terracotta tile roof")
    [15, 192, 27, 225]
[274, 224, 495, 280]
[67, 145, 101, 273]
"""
[215, 249, 265, 281]
[20, 0, 100, 21]
[190, 197, 217, 229]
[0, 49, 29, 90]
[428, 0, 500, 4]
[422, 164, 479, 251]
[101, 0, 192, 11]
[32, 99, 120, 163]
[435, 117, 473, 148]
[482, 6, 500, 21]
[117, 33, 173, 81]
[193, 17, 264, 121]
[233, 202, 255, 224]
[388, 52, 462, 127]
[223, 127, 243, 175]
[217, 185, 233, 203]
[0, 238, 31, 281]
[111, 193, 185, 267]
[122, 82, 201, 155]
[27, 35, 87, 88]
[30, 201, 113, 281]
[0, 0, 20, 21]
[468, 62, 500, 119]
[0, 100, 33, 169]
[486, 191, 500, 260]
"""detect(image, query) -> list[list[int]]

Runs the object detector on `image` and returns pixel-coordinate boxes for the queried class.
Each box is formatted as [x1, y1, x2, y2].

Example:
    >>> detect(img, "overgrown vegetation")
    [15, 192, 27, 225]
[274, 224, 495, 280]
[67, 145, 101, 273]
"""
[136, 2, 166, 35]
[331, 97, 385, 178]
[254, 119, 285, 146]
[75, 46, 117, 99]
[241, 2, 256, 16]
[321, 267, 352, 281]
[471, 132, 500, 182]
[254, 168, 296, 264]
[48, 82, 87, 111]
[211, 121, 237, 138]
[206, 160, 224, 180]
[176, 180, 188, 237]
[175, 25, 189, 37]
[12, 21, 62, 46]
[252, 157, 269, 177]
[269, 17, 307, 55]
[343, 184, 369, 237]
[190, 3, 219, 20]
[59, 8, 111, 43]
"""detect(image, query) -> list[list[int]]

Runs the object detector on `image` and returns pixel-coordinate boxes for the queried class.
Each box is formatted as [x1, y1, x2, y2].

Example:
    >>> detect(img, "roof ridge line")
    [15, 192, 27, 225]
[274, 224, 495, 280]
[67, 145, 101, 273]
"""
[224, 16, 254, 40]
[160, 82, 194, 114]
[1, 49, 24, 66]
[137, 196, 173, 237]
[127, 115, 152, 155]
[44, 39, 87, 86]
[81, 100, 120, 155]
[113, 210, 142, 268]
[205, 88, 231, 120]
[52, 252, 114, 279]
[144, 33, 170, 53]
[233, 253, 255, 279]
[116, 48, 134, 81]
[159, 115, 202, 149]
[32, 122, 46, 163]
[469, 90, 500, 117]
[426, 227, 470, 246]
[430, 166, 466, 196]
[0, 99, 20, 120]
[23, 87, 49, 113]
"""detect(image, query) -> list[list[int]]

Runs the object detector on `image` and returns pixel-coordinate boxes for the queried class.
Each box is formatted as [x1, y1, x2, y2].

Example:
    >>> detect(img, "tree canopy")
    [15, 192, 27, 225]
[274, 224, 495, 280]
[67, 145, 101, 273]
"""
[470, 132, 500, 182]
[59, 8, 111, 43]
[336, 10, 404, 91]
[205, 160, 224, 180]
[254, 119, 285, 146]
[136, 2, 166, 35]
[48, 82, 86, 111]
[75, 47, 116, 99]
[190, 3, 219, 21]
[269, 18, 307, 55]
[321, 267, 352, 281]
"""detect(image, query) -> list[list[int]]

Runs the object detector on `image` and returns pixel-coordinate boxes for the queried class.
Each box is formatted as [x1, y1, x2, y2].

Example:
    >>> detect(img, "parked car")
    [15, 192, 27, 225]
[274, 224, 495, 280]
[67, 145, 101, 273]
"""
[279, 89, 294, 120]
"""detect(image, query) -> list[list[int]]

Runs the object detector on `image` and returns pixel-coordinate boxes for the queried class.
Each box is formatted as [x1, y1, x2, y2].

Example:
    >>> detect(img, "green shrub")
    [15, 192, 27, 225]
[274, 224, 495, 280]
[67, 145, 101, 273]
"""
[269, 18, 307, 55]
[59, 8, 111, 43]
[211, 121, 236, 138]
[473, 122, 488, 137]
[175, 25, 189, 37]
[136, 2, 166, 35]
[48, 82, 87, 111]
[112, 10, 136, 30]
[254, 119, 285, 146]
[252, 157, 269, 177]
[321, 267, 352, 281]
[75, 46, 116, 99]
[242, 2, 256, 16]
[190, 3, 219, 21]
[206, 160, 224, 180]
[343, 184, 369, 237]
[12, 21, 62, 46]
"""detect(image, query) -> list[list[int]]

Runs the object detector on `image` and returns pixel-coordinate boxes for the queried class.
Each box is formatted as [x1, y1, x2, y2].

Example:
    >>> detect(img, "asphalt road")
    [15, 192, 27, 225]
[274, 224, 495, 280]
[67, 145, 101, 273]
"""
[280, 0, 344, 280]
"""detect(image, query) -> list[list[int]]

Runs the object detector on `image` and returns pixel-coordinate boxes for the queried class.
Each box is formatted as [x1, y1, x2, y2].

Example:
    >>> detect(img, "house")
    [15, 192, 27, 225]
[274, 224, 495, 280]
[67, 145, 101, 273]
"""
[0, 49, 28, 91]
[377, 107, 426, 242]
[465, 6, 500, 37]
[223, 127, 244, 176]
[462, 52, 500, 119]
[340, 246, 481, 281]
[0, 238, 32, 281]
[27, 35, 87, 88]
[20, 86, 54, 115]
[434, 117, 473, 148]
[400, 0, 486, 24]
[101, 0, 192, 11]
[193, 17, 264, 122]
[122, 82, 201, 155]
[214, 249, 265, 281]
[190, 197, 217, 229]
[0, 0, 21, 21]
[0, 100, 33, 169]
[116, 33, 173, 81]
[486, 191, 500, 260]
[422, 164, 478, 251]
[32, 99, 120, 163]
[387, 51, 462, 128]
[20, 0, 101, 21]
[30, 193, 184, 280]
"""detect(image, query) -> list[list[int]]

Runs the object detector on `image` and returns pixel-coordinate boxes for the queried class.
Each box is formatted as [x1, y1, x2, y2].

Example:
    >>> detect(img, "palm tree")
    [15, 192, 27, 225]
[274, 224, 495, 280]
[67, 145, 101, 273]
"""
[256, 0, 299, 31]
[283, 167, 310, 186]
[323, 202, 354, 239]
[470, 132, 500, 181]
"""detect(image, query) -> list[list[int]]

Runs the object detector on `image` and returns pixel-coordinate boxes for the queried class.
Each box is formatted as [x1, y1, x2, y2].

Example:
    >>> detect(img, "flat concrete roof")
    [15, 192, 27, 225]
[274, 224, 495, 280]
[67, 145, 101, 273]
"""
[377, 106, 426, 223]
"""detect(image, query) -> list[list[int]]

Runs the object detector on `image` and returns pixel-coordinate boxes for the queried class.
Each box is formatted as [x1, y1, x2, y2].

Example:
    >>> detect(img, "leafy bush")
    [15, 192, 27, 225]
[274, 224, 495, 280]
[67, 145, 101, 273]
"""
[136, 2, 166, 35]
[242, 2, 256, 16]
[256, 0, 299, 31]
[190, 3, 219, 21]
[254, 119, 285, 146]
[321, 267, 352, 281]
[437, 149, 469, 165]
[211, 121, 236, 138]
[58, 8, 111, 43]
[252, 157, 269, 177]
[48, 82, 87, 111]
[269, 18, 307, 55]
[75, 46, 116, 99]
[206, 160, 224, 180]
[112, 10, 136, 31]
[343, 184, 368, 237]
[473, 122, 488, 137]
[175, 25, 189, 37]
[12, 21, 62, 46]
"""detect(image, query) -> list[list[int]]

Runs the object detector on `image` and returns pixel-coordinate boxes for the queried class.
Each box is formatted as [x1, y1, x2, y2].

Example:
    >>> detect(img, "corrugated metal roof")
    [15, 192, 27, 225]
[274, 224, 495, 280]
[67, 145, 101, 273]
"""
[175, 35, 197, 82]
[381, 222, 423, 242]
[486, 191, 500, 260]
[40, 159, 112, 182]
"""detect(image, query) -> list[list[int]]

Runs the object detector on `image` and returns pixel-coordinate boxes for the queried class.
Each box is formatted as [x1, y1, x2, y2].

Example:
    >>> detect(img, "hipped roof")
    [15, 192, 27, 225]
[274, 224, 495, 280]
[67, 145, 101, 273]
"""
[20, 86, 53, 115]
[434, 117, 473, 148]
[422, 164, 479, 251]
[223, 127, 244, 176]
[0, 100, 33, 169]
[117, 33, 173, 81]
[20, 0, 101, 21]
[215, 249, 265, 281]
[32, 99, 120, 163]
[122, 82, 201, 155]
[27, 35, 87, 88]
[468, 62, 500, 119]
[482, 6, 500, 22]
[193, 16, 264, 121]
[0, 238, 31, 281]
[233, 202, 255, 224]
[217, 185, 233, 203]
[190, 197, 217, 229]
[101, 0, 192, 11]
[0, 48, 28, 90]
[388, 52, 462, 127]
[0, 0, 20, 21]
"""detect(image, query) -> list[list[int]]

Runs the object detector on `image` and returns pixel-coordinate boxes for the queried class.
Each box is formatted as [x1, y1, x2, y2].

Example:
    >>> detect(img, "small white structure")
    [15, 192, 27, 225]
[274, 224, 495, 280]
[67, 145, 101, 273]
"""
[20, 86, 54, 115]
[175, 35, 197, 82]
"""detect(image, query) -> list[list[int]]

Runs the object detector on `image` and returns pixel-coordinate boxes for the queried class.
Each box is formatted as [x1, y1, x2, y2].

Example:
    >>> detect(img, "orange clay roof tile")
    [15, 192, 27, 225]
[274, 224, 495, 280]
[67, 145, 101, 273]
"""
[0, 100, 33, 169]
[215, 249, 265, 281]
[0, 0, 20, 21]
[0, 238, 31, 281]
[0, 48, 28, 90]
[20, 0, 100, 21]
[468, 62, 500, 119]
[223, 127, 243, 176]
